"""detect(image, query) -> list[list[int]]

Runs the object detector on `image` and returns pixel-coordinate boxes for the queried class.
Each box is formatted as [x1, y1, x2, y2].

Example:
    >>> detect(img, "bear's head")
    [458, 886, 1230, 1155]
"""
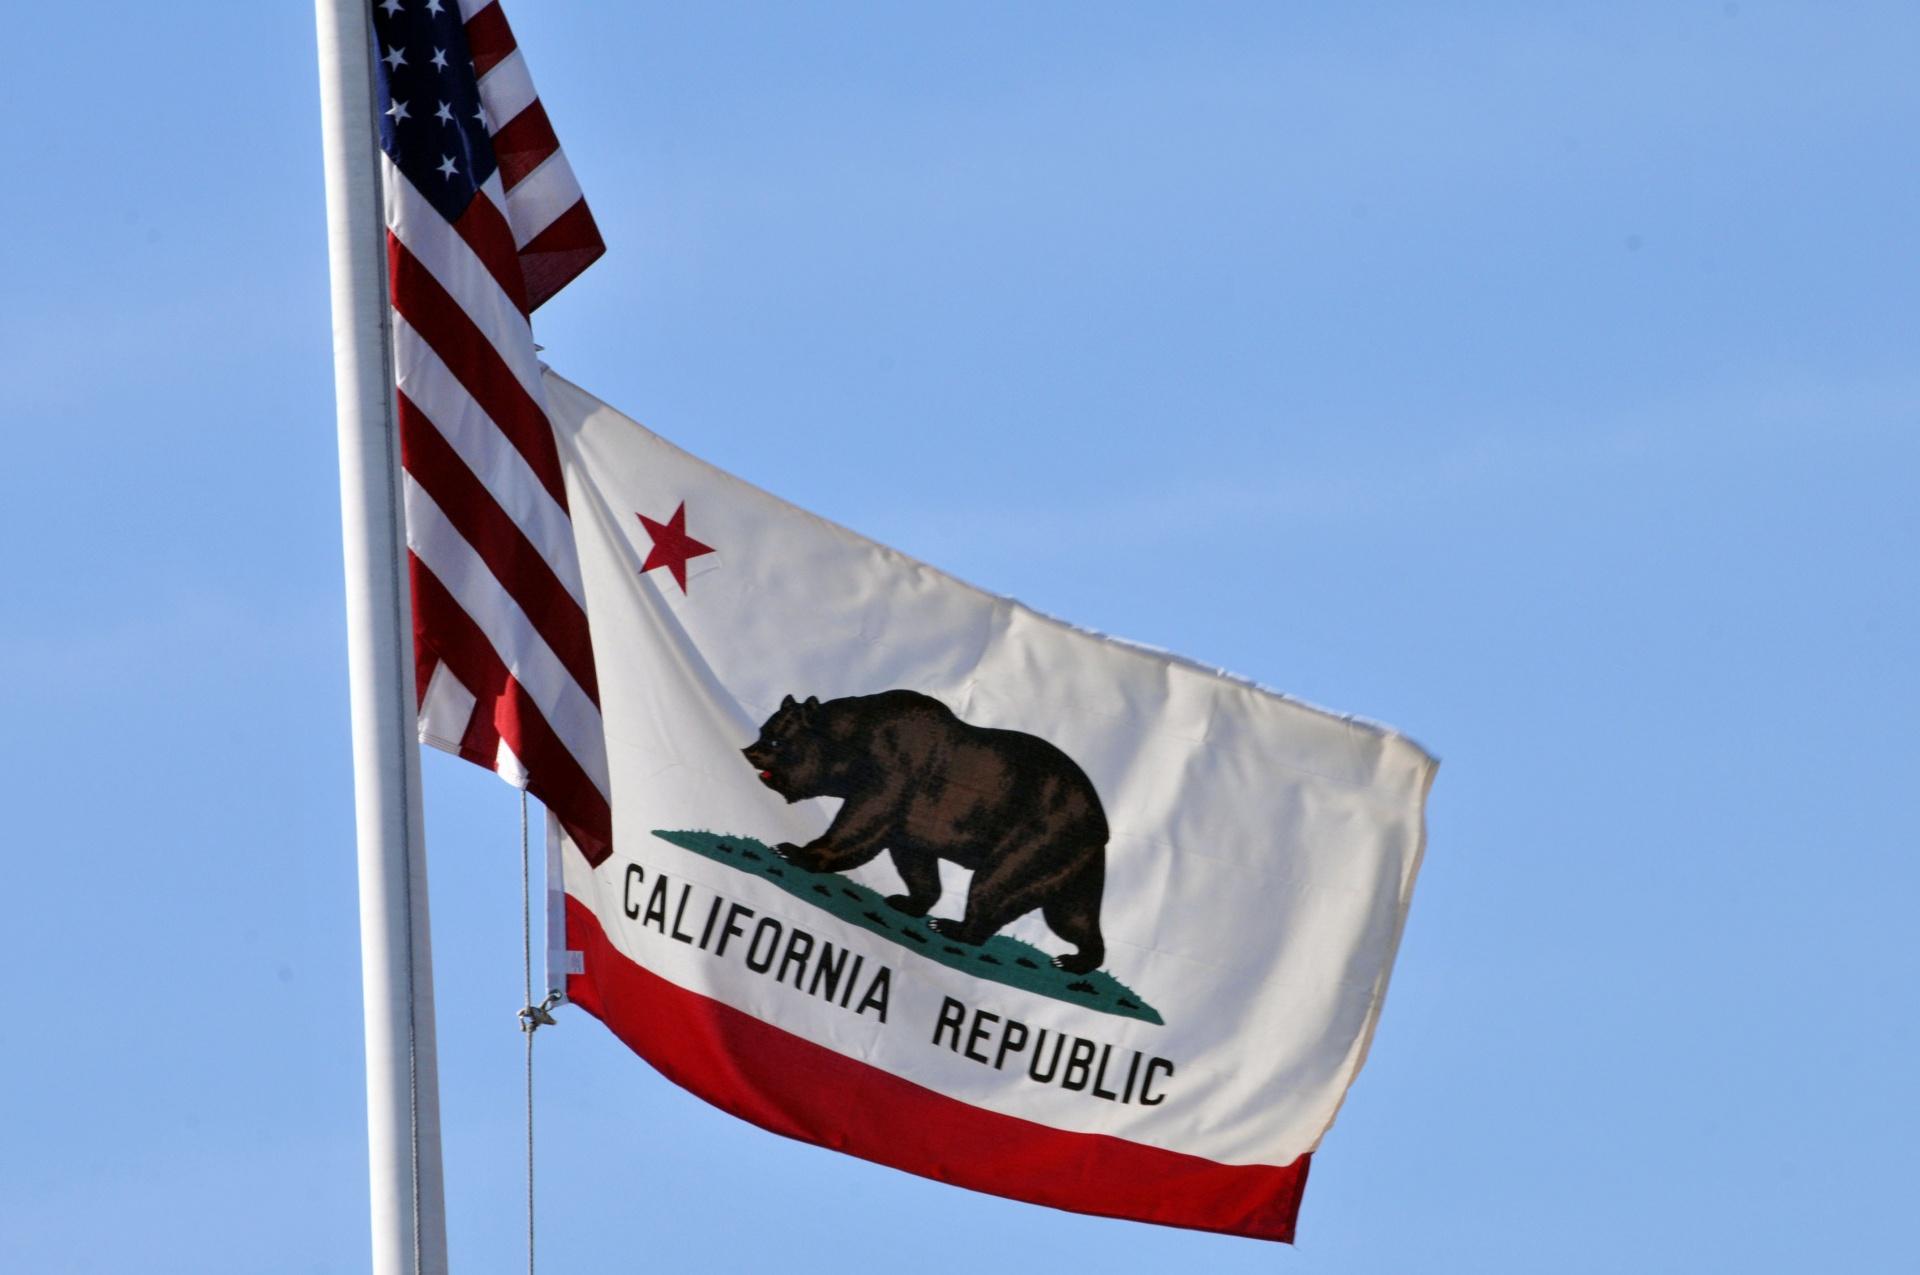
[742, 694, 833, 802]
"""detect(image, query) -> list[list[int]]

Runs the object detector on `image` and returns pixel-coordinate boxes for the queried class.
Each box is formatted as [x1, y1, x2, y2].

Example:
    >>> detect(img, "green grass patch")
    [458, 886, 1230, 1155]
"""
[652, 829, 1163, 1026]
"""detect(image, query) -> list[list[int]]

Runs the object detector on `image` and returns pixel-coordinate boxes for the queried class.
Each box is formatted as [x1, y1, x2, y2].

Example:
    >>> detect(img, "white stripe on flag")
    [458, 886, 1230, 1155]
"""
[495, 738, 530, 787]
[476, 48, 539, 136]
[503, 152, 585, 248]
[418, 660, 480, 752]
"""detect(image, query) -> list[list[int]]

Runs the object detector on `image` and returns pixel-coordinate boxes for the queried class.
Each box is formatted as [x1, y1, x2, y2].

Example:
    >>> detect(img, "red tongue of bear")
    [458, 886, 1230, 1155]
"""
[759, 770, 772, 780]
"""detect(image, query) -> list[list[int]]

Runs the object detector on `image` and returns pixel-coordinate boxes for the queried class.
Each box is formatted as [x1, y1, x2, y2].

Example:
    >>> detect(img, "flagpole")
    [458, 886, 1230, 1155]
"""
[314, 2, 450, 1272]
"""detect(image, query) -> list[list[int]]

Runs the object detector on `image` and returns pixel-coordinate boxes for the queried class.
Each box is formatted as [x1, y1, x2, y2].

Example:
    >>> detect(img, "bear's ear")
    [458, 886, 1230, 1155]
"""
[804, 695, 820, 710]
[781, 694, 796, 710]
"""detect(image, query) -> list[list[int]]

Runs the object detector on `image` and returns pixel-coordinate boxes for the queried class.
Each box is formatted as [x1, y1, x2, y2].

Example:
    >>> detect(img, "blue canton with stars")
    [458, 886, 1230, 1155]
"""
[371, 0, 495, 223]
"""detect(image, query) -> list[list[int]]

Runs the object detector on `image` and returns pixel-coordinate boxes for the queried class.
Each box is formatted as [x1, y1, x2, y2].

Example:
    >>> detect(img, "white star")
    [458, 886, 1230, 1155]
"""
[380, 0, 403, 15]
[425, 0, 445, 14]
[473, 104, 490, 131]
[434, 101, 454, 124]
[382, 44, 407, 71]
[430, 47, 449, 71]
[386, 98, 410, 123]
[437, 155, 458, 179]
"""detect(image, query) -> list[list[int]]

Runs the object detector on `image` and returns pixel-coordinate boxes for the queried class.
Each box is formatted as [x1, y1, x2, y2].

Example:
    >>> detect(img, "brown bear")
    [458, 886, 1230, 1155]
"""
[742, 690, 1109, 974]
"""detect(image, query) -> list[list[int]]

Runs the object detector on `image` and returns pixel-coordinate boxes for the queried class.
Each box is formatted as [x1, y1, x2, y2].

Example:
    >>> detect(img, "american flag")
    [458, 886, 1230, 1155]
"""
[371, 0, 612, 866]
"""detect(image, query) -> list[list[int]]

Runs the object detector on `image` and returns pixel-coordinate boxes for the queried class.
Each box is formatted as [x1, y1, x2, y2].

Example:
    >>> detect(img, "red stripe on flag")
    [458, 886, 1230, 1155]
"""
[458, 674, 504, 762]
[463, 2, 517, 79]
[412, 559, 613, 865]
[415, 653, 440, 713]
[518, 200, 608, 313]
[396, 391, 599, 704]
[563, 897, 1310, 1242]
[490, 98, 560, 192]
[387, 235, 568, 506]
[452, 194, 531, 318]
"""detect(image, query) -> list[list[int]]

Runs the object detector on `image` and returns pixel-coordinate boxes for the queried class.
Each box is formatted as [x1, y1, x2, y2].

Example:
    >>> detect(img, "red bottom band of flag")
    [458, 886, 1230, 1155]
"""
[564, 897, 1311, 1243]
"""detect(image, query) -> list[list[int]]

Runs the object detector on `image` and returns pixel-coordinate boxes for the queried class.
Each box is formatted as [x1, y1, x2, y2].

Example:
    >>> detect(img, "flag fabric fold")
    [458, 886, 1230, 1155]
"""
[540, 369, 1435, 1242]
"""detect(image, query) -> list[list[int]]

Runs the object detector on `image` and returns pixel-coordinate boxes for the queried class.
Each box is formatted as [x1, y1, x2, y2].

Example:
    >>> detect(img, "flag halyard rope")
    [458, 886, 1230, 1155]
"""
[519, 789, 562, 1275]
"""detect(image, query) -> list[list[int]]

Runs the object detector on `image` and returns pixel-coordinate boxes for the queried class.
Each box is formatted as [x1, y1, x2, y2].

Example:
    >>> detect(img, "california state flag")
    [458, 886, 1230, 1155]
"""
[541, 369, 1435, 1242]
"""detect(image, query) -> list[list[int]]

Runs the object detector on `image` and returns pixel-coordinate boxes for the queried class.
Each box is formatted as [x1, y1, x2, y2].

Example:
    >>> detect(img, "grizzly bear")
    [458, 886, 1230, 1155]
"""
[741, 690, 1109, 974]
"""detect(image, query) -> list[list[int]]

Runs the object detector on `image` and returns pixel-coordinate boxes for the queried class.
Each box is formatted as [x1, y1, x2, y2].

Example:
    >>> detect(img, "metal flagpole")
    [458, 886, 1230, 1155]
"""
[314, 1, 450, 1271]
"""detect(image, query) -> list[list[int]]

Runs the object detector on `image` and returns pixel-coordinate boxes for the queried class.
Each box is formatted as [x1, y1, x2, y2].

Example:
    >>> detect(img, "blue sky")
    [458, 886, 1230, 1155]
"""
[3, 3, 1914, 1270]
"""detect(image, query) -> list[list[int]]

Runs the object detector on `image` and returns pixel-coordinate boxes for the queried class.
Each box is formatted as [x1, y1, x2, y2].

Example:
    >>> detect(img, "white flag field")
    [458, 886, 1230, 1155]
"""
[539, 369, 1435, 1241]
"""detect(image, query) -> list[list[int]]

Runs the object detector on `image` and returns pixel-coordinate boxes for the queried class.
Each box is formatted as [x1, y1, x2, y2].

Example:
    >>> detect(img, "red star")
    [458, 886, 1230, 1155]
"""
[636, 501, 715, 593]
